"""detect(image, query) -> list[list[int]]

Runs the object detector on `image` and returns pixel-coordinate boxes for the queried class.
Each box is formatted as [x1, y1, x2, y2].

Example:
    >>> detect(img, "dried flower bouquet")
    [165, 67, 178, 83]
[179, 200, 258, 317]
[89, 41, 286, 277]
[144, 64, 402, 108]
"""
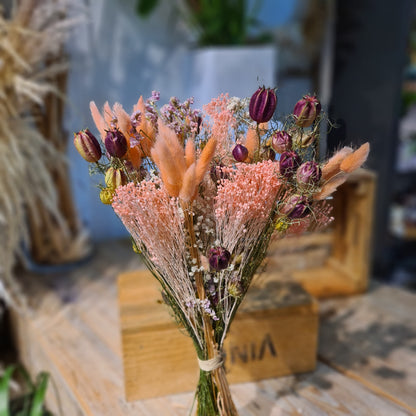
[74, 88, 369, 415]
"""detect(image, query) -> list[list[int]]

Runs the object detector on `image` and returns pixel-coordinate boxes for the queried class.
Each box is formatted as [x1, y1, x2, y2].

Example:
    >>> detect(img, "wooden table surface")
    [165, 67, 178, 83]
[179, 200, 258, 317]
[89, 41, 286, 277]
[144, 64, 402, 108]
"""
[10, 240, 416, 416]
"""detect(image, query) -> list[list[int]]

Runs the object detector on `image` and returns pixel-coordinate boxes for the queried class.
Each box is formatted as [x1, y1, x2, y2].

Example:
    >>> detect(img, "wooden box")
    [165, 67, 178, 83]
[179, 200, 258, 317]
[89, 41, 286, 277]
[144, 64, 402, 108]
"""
[267, 169, 376, 298]
[118, 271, 318, 401]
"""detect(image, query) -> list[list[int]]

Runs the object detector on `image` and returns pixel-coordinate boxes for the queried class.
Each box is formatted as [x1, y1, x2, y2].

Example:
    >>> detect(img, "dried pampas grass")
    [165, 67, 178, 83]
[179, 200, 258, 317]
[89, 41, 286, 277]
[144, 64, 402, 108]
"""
[0, 0, 88, 309]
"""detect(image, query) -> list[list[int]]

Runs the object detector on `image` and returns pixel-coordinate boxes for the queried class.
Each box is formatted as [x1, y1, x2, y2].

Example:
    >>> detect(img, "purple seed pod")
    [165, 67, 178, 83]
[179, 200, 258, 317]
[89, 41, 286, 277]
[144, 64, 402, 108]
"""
[232, 144, 249, 162]
[73, 129, 102, 163]
[249, 87, 277, 123]
[296, 161, 322, 187]
[105, 129, 128, 158]
[208, 247, 231, 271]
[271, 130, 292, 153]
[281, 195, 310, 219]
[279, 151, 301, 178]
[293, 95, 321, 127]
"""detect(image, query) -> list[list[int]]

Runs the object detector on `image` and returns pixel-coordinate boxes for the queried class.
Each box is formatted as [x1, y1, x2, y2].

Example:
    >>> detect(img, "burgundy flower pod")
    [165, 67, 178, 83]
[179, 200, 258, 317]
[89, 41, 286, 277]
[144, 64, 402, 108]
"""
[281, 195, 310, 219]
[293, 95, 321, 127]
[208, 247, 231, 271]
[73, 129, 102, 162]
[232, 144, 249, 162]
[296, 161, 322, 187]
[249, 87, 277, 123]
[279, 151, 301, 178]
[105, 129, 128, 158]
[271, 130, 292, 153]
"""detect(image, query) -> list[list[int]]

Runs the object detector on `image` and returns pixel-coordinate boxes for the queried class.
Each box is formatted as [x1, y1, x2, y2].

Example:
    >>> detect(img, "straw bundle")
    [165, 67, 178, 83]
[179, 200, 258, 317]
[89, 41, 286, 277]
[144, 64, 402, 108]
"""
[0, 0, 89, 308]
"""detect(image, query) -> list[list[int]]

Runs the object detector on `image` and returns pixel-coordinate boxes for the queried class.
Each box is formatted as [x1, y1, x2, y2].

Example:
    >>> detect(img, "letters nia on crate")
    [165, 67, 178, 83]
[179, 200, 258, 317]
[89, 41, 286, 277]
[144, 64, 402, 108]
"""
[118, 270, 318, 401]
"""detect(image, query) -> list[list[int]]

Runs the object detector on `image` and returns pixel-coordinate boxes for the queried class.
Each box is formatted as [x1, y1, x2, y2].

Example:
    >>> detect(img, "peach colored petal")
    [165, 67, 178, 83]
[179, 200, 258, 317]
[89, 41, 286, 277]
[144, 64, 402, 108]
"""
[195, 138, 217, 184]
[179, 163, 196, 202]
[245, 127, 259, 162]
[89, 101, 107, 140]
[185, 139, 196, 168]
[133, 96, 144, 113]
[340, 142, 370, 173]
[126, 146, 142, 169]
[157, 121, 186, 177]
[103, 101, 113, 126]
[113, 102, 131, 138]
[134, 96, 156, 154]
[151, 138, 182, 197]
[314, 173, 348, 200]
[322, 147, 353, 180]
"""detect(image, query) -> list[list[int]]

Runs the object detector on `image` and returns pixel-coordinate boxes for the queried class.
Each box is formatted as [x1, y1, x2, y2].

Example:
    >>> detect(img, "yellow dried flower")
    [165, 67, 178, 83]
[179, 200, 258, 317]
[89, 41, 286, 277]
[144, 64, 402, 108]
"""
[132, 241, 141, 254]
[100, 188, 114, 205]
[275, 219, 290, 232]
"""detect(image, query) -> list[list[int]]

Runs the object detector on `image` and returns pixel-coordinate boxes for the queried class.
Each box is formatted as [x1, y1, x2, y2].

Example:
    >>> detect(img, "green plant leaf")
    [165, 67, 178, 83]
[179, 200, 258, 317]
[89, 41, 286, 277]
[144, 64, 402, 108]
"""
[136, 0, 159, 17]
[0, 365, 15, 416]
[29, 373, 49, 416]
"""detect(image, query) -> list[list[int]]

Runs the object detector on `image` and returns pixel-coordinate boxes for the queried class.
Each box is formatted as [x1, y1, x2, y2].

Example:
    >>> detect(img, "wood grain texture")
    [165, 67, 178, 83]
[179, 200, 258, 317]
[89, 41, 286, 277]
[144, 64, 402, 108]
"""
[269, 169, 377, 298]
[319, 283, 416, 413]
[10, 240, 415, 416]
[119, 271, 319, 400]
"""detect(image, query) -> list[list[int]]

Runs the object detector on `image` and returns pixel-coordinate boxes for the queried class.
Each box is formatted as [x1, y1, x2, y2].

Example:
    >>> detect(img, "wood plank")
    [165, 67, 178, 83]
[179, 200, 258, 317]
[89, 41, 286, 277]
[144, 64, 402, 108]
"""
[10, 240, 414, 415]
[319, 283, 416, 413]
[231, 363, 412, 416]
[331, 169, 376, 291]
[292, 262, 363, 298]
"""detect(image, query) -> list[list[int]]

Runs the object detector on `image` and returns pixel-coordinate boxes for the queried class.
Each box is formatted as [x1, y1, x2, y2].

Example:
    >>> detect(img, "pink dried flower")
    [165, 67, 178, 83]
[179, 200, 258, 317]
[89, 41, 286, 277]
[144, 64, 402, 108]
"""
[215, 161, 281, 253]
[203, 94, 236, 161]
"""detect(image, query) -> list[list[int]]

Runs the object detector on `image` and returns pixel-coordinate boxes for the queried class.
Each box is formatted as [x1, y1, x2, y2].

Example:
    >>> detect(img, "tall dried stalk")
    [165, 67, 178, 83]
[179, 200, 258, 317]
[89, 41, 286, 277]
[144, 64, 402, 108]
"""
[0, 0, 88, 308]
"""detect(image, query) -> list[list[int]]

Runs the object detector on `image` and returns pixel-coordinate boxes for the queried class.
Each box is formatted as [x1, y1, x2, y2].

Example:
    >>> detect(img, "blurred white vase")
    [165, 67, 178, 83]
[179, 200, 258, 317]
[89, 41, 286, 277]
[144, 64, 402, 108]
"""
[188, 45, 277, 107]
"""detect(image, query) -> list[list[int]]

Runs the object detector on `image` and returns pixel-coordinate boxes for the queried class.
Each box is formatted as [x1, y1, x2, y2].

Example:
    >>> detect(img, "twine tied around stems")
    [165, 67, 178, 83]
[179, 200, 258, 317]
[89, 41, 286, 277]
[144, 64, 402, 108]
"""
[197, 351, 224, 372]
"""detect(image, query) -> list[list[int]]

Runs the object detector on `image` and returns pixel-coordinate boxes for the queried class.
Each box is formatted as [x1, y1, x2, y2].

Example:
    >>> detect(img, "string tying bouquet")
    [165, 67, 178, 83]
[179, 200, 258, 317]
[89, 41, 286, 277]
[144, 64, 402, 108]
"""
[74, 88, 369, 415]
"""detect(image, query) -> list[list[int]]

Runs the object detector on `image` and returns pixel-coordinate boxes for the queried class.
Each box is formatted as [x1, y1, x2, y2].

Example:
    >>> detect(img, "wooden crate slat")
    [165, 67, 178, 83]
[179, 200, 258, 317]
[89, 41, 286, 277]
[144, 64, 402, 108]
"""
[119, 270, 319, 400]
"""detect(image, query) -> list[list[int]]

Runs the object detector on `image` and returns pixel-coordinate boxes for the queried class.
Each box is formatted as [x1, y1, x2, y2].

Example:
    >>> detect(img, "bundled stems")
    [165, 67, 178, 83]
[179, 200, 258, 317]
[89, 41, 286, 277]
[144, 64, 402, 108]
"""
[182, 200, 237, 416]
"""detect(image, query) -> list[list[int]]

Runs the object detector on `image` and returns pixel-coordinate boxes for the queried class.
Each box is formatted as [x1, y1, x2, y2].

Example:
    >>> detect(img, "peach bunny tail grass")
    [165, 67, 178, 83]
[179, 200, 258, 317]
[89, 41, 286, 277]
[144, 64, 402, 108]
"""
[103, 101, 113, 126]
[113, 102, 131, 138]
[314, 173, 349, 200]
[195, 137, 217, 184]
[185, 139, 196, 168]
[340, 142, 370, 173]
[89, 101, 107, 140]
[151, 139, 182, 197]
[179, 163, 196, 202]
[322, 147, 353, 180]
[244, 127, 259, 162]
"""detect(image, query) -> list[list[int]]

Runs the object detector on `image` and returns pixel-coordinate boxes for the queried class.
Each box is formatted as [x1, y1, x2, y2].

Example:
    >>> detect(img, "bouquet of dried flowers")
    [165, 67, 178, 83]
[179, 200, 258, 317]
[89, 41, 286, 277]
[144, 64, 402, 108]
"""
[74, 88, 369, 415]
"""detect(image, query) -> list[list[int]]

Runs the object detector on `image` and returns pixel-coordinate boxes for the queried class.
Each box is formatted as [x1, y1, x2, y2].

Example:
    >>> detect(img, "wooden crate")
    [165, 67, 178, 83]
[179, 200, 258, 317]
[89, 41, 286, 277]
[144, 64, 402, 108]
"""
[118, 271, 318, 401]
[267, 169, 376, 298]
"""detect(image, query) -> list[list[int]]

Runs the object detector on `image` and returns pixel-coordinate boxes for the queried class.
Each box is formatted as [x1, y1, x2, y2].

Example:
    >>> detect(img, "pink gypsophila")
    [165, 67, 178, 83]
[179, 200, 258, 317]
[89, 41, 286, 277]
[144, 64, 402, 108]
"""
[112, 180, 186, 270]
[214, 160, 281, 253]
[203, 94, 236, 162]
